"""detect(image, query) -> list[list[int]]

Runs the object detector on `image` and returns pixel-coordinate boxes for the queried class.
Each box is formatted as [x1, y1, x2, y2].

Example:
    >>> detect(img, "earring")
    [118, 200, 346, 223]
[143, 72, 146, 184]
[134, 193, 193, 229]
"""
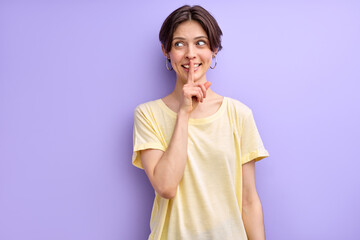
[166, 58, 173, 71]
[210, 55, 217, 69]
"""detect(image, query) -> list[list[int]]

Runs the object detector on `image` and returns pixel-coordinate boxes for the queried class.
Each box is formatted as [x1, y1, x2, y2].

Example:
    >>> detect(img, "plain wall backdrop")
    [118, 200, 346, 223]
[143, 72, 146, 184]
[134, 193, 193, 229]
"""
[0, 0, 359, 239]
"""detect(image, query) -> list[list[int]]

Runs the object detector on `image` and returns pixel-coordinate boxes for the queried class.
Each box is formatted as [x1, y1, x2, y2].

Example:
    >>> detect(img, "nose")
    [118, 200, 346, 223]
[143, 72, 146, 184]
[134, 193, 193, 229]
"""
[185, 44, 196, 60]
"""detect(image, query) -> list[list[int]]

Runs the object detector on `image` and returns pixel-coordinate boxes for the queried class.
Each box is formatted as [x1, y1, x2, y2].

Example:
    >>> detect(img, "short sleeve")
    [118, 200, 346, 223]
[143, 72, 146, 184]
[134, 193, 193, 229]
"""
[240, 110, 269, 164]
[132, 106, 166, 169]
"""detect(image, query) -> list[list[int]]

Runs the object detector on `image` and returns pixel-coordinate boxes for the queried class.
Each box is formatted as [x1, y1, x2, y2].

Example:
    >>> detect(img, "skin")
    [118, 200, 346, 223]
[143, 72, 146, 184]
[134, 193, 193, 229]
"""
[140, 20, 265, 239]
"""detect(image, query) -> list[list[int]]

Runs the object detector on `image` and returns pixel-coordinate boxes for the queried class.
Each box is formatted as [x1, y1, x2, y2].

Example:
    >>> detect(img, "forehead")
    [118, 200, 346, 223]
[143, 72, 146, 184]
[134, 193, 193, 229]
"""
[173, 20, 207, 39]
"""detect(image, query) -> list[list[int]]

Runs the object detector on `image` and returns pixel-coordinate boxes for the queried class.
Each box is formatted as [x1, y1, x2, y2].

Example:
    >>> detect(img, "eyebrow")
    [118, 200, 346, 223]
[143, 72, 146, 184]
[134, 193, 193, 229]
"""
[172, 36, 208, 41]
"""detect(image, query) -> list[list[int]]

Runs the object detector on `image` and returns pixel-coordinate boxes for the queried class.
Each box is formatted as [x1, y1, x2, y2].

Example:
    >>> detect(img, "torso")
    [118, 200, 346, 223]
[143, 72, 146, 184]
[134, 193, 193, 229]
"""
[134, 96, 253, 239]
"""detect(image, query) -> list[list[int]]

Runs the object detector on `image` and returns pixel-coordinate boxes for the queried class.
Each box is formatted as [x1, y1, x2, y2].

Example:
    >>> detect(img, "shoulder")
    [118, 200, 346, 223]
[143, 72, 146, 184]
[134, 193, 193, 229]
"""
[134, 99, 162, 115]
[225, 96, 253, 117]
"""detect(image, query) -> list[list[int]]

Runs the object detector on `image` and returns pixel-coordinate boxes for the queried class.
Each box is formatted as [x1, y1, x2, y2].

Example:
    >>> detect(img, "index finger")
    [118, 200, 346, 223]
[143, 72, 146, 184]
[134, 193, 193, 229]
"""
[187, 59, 194, 84]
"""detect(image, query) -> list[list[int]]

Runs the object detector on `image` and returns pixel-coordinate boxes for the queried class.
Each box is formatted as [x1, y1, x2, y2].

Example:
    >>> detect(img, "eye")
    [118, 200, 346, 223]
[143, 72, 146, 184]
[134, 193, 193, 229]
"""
[174, 42, 184, 47]
[197, 40, 206, 46]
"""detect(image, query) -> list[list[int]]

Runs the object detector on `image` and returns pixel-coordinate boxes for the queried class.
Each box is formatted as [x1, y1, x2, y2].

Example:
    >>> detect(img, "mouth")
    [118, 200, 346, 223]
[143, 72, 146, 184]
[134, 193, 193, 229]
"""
[182, 63, 202, 71]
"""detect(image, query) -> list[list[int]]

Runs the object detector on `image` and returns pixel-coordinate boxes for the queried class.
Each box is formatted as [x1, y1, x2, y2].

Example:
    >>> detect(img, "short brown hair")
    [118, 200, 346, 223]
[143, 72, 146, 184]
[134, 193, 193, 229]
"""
[159, 5, 223, 54]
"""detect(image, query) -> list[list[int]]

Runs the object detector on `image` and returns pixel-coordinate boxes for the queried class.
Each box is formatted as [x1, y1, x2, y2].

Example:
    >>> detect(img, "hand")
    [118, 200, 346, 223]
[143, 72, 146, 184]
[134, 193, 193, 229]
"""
[179, 59, 211, 114]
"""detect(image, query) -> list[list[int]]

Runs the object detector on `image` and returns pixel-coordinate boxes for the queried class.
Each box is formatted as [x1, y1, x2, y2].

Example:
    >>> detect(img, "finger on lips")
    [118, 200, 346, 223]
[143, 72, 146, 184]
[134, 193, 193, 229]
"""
[187, 60, 194, 84]
[186, 60, 212, 103]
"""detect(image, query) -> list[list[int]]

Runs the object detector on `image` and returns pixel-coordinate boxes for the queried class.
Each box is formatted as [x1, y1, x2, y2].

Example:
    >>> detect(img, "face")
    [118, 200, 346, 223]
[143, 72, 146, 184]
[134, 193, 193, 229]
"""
[163, 20, 216, 83]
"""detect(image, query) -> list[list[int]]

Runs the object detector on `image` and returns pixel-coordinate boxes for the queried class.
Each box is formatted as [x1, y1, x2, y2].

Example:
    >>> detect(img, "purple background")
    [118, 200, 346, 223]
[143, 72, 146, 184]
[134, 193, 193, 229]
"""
[1, 0, 359, 239]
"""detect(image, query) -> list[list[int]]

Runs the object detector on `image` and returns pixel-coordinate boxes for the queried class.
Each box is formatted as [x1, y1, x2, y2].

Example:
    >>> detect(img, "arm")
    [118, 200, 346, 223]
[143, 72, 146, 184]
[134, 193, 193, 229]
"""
[140, 110, 189, 199]
[140, 60, 210, 199]
[242, 159, 266, 240]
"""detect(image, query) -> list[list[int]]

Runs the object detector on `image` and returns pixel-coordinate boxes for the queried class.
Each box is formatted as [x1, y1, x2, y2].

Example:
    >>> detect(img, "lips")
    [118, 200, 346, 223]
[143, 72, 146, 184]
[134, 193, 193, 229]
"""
[182, 63, 201, 68]
[181, 63, 202, 72]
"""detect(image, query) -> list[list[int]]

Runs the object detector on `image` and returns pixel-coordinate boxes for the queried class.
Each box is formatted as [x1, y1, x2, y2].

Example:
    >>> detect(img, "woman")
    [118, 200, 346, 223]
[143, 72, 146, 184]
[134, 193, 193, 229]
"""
[132, 5, 269, 240]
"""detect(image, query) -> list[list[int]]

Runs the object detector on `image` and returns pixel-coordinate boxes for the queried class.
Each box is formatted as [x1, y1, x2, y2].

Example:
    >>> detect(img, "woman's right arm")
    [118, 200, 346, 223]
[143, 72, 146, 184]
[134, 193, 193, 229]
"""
[140, 61, 209, 199]
[140, 109, 190, 199]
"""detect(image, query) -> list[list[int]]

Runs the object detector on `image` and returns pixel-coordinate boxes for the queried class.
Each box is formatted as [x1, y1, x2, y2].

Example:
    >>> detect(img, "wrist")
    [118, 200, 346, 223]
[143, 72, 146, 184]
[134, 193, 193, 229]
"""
[177, 109, 190, 119]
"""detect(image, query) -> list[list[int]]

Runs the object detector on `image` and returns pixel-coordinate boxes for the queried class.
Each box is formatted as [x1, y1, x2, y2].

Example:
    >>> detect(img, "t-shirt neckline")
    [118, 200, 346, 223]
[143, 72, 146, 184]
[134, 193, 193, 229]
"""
[157, 97, 227, 125]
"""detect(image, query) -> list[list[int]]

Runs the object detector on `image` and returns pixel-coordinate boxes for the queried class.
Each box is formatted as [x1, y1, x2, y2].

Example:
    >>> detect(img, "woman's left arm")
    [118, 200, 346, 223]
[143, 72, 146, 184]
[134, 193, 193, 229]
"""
[242, 159, 266, 240]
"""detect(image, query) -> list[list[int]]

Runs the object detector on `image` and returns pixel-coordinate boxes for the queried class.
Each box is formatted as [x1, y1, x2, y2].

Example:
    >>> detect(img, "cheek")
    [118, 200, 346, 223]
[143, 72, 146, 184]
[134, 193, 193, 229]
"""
[169, 51, 184, 64]
[200, 51, 213, 63]
[203, 56, 213, 66]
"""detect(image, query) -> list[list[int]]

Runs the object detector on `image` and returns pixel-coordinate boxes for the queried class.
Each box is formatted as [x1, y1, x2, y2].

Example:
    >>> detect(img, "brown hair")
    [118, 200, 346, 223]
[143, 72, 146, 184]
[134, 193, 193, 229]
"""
[159, 5, 223, 54]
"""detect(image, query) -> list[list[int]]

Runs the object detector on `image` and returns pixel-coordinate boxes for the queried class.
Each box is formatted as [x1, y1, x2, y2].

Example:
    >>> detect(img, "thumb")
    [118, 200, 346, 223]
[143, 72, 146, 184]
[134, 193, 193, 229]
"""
[204, 81, 212, 90]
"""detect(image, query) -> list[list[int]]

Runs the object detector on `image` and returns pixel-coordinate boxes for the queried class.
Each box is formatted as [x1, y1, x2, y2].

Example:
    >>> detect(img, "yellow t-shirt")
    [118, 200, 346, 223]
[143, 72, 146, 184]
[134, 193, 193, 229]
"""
[132, 96, 269, 240]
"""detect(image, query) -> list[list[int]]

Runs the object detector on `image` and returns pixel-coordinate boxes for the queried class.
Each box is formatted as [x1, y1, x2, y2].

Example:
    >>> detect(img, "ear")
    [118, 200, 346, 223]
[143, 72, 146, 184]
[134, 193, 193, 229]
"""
[213, 49, 218, 57]
[161, 44, 168, 58]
